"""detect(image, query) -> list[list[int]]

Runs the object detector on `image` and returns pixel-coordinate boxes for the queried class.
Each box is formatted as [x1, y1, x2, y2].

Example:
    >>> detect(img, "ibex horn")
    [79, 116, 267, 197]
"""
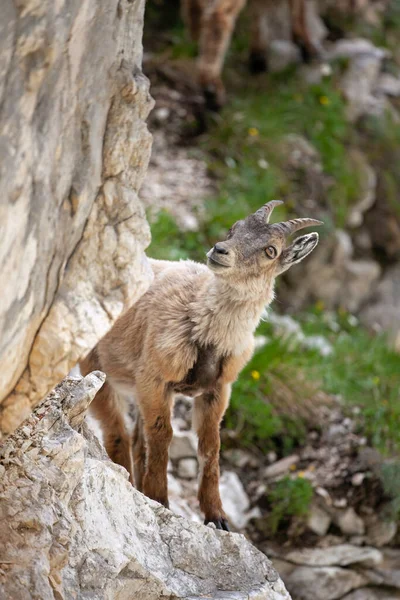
[256, 200, 284, 223]
[277, 218, 324, 234]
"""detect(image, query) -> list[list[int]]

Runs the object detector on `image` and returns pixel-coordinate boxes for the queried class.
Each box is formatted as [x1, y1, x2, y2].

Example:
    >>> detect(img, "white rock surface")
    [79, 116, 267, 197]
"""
[0, 375, 291, 600]
[264, 455, 300, 479]
[219, 471, 262, 530]
[285, 545, 383, 568]
[178, 457, 198, 479]
[285, 566, 366, 600]
[0, 0, 153, 439]
[170, 429, 198, 460]
[307, 503, 332, 536]
[336, 508, 366, 536]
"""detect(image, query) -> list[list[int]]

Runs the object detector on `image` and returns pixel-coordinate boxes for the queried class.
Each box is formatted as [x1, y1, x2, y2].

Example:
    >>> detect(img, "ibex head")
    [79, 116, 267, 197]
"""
[206, 200, 322, 279]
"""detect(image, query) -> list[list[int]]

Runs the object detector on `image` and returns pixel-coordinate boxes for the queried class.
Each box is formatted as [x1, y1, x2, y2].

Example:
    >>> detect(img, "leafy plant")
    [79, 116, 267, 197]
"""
[267, 476, 313, 534]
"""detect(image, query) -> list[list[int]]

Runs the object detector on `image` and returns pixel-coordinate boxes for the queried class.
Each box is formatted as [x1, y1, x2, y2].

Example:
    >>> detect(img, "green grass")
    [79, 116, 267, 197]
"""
[225, 308, 400, 456]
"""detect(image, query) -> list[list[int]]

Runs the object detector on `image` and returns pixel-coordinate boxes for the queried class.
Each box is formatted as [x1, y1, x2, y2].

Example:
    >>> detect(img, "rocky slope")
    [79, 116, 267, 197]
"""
[0, 375, 290, 600]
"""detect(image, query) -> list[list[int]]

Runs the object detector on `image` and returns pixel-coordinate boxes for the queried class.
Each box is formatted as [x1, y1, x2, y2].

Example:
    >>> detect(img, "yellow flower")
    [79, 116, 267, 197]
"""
[251, 370, 260, 380]
[248, 127, 259, 137]
[315, 300, 325, 312]
[319, 95, 330, 106]
[297, 471, 305, 478]
[290, 464, 297, 471]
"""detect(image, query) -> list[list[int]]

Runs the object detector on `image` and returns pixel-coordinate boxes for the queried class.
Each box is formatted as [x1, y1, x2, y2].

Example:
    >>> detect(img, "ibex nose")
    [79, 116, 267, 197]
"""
[214, 242, 229, 255]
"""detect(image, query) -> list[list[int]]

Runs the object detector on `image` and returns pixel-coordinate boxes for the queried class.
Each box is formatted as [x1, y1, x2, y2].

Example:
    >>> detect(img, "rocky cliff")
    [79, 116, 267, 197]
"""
[0, 0, 153, 439]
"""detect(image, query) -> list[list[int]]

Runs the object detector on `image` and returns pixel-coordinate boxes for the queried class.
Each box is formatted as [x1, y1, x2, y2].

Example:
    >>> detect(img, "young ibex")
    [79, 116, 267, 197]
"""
[181, 0, 319, 109]
[81, 201, 322, 529]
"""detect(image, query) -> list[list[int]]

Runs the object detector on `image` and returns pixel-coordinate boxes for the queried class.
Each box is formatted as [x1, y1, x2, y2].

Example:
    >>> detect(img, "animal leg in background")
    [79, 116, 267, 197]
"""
[289, 0, 318, 60]
[193, 383, 231, 530]
[135, 380, 174, 508]
[181, 0, 204, 41]
[248, 0, 272, 73]
[197, 0, 246, 110]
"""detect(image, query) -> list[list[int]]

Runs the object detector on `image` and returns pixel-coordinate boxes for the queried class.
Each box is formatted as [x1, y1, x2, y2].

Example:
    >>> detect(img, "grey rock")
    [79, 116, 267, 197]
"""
[360, 264, 400, 351]
[286, 566, 366, 600]
[342, 588, 400, 600]
[170, 429, 198, 460]
[285, 544, 383, 568]
[177, 457, 198, 479]
[219, 471, 258, 531]
[284, 230, 381, 312]
[328, 38, 389, 61]
[365, 568, 400, 590]
[336, 508, 366, 536]
[307, 503, 332, 536]
[0, 0, 153, 438]
[264, 455, 300, 479]
[375, 73, 400, 97]
[0, 375, 291, 600]
[268, 41, 301, 73]
[346, 151, 377, 228]
[367, 519, 398, 547]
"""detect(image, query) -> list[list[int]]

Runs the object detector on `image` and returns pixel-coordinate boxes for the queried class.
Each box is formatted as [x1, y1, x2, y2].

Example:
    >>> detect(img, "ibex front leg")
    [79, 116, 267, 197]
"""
[198, 0, 246, 110]
[136, 381, 173, 508]
[193, 383, 231, 530]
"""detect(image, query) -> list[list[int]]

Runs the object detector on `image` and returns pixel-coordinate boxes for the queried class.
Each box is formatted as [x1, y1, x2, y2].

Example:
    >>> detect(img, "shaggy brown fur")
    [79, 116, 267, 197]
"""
[80, 201, 322, 529]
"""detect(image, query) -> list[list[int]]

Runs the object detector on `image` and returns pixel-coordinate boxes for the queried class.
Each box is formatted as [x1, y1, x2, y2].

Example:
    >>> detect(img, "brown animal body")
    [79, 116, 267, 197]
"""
[81, 201, 322, 529]
[181, 0, 319, 109]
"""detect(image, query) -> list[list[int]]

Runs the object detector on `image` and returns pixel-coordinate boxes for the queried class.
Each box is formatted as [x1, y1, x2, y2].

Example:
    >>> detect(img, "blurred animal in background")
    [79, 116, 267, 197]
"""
[180, 0, 323, 110]
[80, 201, 322, 529]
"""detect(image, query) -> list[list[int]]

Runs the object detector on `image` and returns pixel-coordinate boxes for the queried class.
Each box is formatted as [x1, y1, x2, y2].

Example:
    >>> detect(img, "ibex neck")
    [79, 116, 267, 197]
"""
[190, 273, 275, 355]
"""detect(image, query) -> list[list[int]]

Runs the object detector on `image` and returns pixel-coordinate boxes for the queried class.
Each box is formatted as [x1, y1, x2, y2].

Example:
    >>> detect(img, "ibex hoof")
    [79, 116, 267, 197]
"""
[203, 85, 225, 112]
[249, 51, 267, 74]
[204, 517, 230, 531]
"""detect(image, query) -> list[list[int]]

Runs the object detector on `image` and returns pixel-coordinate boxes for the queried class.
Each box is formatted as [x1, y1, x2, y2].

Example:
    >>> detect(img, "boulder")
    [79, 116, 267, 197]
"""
[283, 230, 381, 312]
[307, 503, 332, 536]
[336, 508, 366, 536]
[342, 589, 400, 600]
[0, 375, 291, 600]
[170, 429, 198, 460]
[360, 264, 400, 350]
[285, 566, 366, 600]
[177, 457, 198, 479]
[0, 0, 153, 439]
[366, 519, 398, 547]
[268, 41, 301, 73]
[285, 544, 383, 568]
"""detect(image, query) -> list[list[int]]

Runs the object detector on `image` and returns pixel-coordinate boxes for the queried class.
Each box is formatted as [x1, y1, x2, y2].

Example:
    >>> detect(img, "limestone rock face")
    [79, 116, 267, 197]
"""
[0, 0, 154, 438]
[0, 375, 291, 600]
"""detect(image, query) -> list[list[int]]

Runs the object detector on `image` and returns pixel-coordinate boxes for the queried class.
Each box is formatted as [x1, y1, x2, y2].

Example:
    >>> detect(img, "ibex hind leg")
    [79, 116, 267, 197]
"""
[132, 413, 146, 492]
[90, 381, 135, 484]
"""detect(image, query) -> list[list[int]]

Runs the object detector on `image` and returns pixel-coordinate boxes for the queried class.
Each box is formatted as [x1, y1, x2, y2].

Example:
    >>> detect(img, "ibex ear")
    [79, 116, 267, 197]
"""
[276, 232, 319, 275]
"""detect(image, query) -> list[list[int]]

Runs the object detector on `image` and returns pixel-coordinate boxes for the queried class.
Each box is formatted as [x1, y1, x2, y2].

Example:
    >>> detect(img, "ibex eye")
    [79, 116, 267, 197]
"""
[265, 246, 277, 259]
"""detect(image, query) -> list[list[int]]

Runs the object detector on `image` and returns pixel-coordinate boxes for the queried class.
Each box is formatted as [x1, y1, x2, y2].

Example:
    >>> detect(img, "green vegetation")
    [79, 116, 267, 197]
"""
[266, 476, 314, 534]
[226, 308, 400, 456]
[380, 461, 400, 521]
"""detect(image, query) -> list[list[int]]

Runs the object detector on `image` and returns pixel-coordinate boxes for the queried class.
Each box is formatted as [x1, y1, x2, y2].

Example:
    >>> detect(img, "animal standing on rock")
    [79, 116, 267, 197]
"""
[81, 201, 322, 529]
[181, 0, 320, 110]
